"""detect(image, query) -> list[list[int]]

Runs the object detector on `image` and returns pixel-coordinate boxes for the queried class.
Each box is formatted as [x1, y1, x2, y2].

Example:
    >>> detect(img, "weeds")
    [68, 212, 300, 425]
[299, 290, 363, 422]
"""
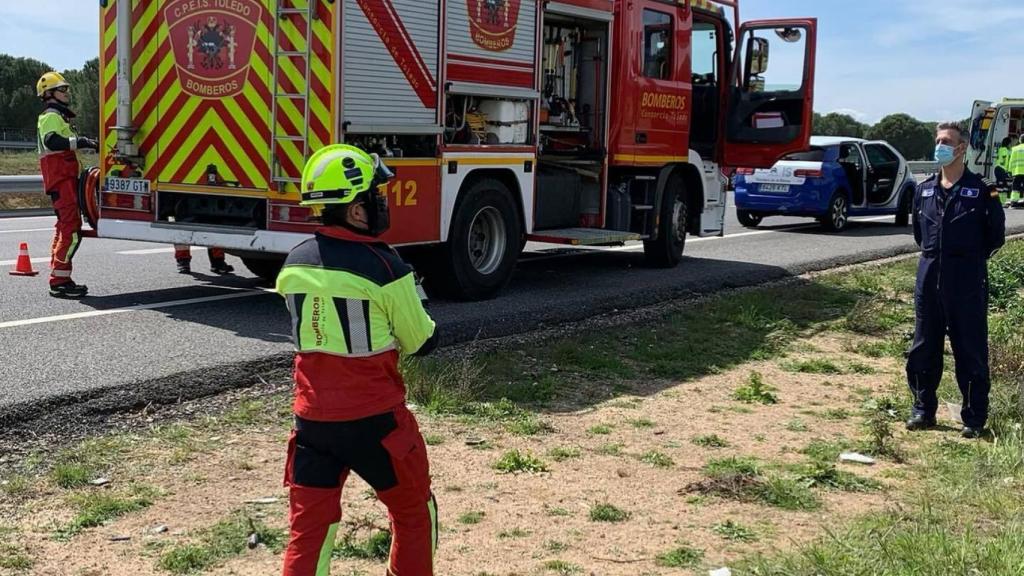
[655, 544, 704, 568]
[713, 520, 759, 542]
[334, 530, 391, 561]
[159, 514, 285, 573]
[548, 446, 582, 462]
[783, 359, 844, 375]
[734, 371, 779, 405]
[640, 450, 675, 468]
[459, 511, 485, 525]
[55, 485, 158, 539]
[589, 503, 630, 523]
[493, 450, 548, 474]
[693, 434, 730, 448]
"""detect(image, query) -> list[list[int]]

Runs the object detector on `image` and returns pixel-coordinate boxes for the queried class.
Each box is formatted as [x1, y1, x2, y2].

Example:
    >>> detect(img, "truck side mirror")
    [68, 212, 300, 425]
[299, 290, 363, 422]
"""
[745, 36, 769, 86]
[775, 27, 802, 43]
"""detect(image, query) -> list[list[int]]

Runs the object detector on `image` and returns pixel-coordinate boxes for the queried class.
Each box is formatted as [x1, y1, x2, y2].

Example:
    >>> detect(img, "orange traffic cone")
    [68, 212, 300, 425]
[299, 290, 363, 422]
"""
[9, 242, 40, 277]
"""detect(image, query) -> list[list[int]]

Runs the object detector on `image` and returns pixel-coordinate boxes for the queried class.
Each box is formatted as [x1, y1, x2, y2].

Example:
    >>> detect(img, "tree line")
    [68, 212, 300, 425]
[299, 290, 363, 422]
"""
[0, 54, 100, 141]
[812, 112, 961, 161]
[1, 54, 951, 161]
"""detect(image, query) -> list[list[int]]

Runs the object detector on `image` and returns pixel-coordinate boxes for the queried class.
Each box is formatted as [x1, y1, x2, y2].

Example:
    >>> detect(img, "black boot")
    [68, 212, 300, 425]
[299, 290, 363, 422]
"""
[905, 413, 936, 431]
[210, 259, 234, 275]
[49, 281, 89, 299]
[176, 259, 191, 274]
[961, 426, 985, 439]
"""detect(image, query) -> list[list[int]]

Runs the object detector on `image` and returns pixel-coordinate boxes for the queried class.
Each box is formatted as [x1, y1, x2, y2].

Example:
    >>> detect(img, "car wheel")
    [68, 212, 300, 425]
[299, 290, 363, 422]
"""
[736, 210, 763, 228]
[894, 187, 912, 227]
[821, 192, 849, 232]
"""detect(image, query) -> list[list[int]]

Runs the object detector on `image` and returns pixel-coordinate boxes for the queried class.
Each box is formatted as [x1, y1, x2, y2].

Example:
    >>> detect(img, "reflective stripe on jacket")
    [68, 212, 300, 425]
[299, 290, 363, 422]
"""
[276, 226, 436, 421]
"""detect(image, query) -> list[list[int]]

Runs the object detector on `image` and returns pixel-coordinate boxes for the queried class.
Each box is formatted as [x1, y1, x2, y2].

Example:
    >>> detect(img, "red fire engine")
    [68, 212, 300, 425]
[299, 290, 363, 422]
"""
[90, 0, 817, 299]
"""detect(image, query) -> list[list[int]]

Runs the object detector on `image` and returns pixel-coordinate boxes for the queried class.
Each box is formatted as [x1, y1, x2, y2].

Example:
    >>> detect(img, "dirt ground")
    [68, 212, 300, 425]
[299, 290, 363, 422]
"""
[9, 334, 905, 576]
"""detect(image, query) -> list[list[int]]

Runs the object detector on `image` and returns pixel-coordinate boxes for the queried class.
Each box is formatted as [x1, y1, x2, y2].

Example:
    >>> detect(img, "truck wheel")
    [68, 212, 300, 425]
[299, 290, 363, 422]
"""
[737, 210, 763, 228]
[820, 191, 849, 232]
[894, 187, 912, 226]
[643, 172, 687, 267]
[241, 256, 285, 283]
[438, 178, 522, 300]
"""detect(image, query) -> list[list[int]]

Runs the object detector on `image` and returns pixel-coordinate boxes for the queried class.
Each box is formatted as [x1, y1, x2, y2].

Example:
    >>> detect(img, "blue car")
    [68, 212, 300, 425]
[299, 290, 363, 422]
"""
[733, 137, 918, 232]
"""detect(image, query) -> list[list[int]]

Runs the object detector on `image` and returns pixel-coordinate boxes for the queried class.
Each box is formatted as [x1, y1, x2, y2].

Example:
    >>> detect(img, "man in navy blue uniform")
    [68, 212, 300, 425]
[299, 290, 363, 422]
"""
[906, 122, 1005, 438]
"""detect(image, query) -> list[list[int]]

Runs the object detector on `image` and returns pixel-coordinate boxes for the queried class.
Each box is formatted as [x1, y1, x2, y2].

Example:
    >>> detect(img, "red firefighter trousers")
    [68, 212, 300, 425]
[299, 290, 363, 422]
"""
[173, 246, 226, 261]
[40, 151, 82, 287]
[282, 405, 437, 576]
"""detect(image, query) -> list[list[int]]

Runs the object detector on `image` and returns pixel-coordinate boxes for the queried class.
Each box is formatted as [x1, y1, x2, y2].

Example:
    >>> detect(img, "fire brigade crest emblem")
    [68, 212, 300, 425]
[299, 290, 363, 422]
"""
[467, 0, 521, 52]
[164, 0, 262, 99]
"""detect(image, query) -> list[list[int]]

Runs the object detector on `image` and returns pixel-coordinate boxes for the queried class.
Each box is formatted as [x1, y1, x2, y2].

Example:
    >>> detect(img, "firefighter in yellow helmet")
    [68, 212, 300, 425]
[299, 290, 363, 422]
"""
[36, 71, 98, 298]
[276, 144, 439, 576]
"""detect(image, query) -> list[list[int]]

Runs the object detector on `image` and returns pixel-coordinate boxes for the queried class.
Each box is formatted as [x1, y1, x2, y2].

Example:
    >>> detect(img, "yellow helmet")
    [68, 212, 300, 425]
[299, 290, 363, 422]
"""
[37, 71, 70, 98]
[300, 144, 378, 206]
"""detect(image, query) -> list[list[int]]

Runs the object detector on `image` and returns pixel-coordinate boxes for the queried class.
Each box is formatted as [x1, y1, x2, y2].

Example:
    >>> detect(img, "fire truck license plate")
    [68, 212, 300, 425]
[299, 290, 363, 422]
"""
[105, 177, 151, 195]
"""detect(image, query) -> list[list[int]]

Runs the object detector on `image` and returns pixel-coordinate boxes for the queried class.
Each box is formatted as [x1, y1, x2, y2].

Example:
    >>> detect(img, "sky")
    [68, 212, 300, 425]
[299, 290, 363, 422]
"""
[1, 0, 1022, 124]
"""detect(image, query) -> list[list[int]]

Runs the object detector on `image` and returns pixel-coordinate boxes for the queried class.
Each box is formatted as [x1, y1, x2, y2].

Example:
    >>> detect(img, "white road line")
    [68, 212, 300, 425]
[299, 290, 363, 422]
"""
[0, 256, 50, 266]
[0, 228, 52, 234]
[118, 247, 177, 255]
[0, 288, 275, 330]
[0, 216, 55, 222]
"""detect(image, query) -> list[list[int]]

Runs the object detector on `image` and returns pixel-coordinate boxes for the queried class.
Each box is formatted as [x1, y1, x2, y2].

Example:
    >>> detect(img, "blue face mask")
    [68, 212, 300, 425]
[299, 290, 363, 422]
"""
[935, 144, 958, 166]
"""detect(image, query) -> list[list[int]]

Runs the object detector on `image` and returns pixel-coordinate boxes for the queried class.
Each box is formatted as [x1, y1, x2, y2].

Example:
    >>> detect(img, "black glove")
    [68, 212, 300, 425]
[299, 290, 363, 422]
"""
[77, 137, 99, 151]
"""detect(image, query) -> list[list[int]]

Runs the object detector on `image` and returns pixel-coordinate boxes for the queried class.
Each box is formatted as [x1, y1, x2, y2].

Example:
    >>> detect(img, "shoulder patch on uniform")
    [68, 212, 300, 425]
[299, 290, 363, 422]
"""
[960, 188, 979, 198]
[921, 188, 935, 197]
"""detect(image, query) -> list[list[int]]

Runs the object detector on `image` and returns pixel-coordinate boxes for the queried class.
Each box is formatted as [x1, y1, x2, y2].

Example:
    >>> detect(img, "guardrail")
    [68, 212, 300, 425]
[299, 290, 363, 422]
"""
[0, 141, 36, 151]
[0, 175, 44, 194]
[907, 161, 940, 176]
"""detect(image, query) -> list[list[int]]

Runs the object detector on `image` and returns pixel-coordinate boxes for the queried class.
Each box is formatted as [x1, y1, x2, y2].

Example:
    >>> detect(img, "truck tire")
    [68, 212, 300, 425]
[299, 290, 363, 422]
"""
[737, 210, 763, 228]
[894, 187, 912, 227]
[241, 256, 285, 283]
[437, 178, 522, 301]
[820, 191, 849, 232]
[643, 172, 687, 267]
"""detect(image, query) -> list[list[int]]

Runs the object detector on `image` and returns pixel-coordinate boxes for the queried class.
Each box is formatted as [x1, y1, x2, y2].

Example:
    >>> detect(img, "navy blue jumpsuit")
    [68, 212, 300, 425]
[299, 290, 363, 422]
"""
[907, 170, 1005, 428]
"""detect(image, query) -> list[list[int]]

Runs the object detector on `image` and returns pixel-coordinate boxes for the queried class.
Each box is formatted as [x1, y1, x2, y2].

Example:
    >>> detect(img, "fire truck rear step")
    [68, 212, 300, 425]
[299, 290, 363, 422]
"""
[527, 228, 642, 246]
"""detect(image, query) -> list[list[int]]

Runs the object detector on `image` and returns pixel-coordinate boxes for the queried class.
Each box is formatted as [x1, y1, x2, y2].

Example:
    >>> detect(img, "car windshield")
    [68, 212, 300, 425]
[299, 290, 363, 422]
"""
[781, 147, 825, 162]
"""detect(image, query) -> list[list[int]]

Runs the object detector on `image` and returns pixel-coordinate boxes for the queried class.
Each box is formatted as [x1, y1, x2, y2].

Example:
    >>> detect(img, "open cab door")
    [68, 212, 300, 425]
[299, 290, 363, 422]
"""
[723, 18, 817, 168]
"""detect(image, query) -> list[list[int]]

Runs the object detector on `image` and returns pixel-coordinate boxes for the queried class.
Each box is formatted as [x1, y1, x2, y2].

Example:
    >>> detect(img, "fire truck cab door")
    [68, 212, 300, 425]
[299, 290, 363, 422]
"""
[723, 18, 817, 168]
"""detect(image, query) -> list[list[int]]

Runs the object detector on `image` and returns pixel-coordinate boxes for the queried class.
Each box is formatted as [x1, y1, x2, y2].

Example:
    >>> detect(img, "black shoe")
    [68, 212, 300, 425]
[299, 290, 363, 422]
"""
[210, 260, 234, 275]
[905, 414, 936, 431]
[177, 259, 191, 274]
[49, 282, 89, 299]
[961, 426, 985, 439]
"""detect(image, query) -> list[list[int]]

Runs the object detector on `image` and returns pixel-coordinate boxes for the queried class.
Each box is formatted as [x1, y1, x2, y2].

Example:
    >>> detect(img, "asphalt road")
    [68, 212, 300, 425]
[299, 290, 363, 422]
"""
[3, 203, 1024, 419]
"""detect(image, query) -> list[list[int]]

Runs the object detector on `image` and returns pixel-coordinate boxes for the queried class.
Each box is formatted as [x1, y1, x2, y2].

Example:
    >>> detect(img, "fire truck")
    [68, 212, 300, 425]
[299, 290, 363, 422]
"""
[89, 0, 817, 300]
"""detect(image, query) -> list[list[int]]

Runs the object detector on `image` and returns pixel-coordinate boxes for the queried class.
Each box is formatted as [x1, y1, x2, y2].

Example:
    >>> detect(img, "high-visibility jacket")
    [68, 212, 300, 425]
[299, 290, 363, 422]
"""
[276, 226, 437, 421]
[997, 146, 1012, 173]
[37, 103, 81, 156]
[1008, 143, 1024, 177]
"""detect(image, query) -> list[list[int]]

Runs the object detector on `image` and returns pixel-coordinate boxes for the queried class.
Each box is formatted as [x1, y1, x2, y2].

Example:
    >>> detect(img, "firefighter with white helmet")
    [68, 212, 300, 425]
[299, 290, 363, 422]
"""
[36, 71, 98, 298]
[276, 144, 439, 576]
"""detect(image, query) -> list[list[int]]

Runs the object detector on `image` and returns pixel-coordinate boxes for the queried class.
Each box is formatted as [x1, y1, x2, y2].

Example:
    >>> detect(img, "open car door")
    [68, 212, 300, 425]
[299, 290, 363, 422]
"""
[723, 18, 817, 168]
